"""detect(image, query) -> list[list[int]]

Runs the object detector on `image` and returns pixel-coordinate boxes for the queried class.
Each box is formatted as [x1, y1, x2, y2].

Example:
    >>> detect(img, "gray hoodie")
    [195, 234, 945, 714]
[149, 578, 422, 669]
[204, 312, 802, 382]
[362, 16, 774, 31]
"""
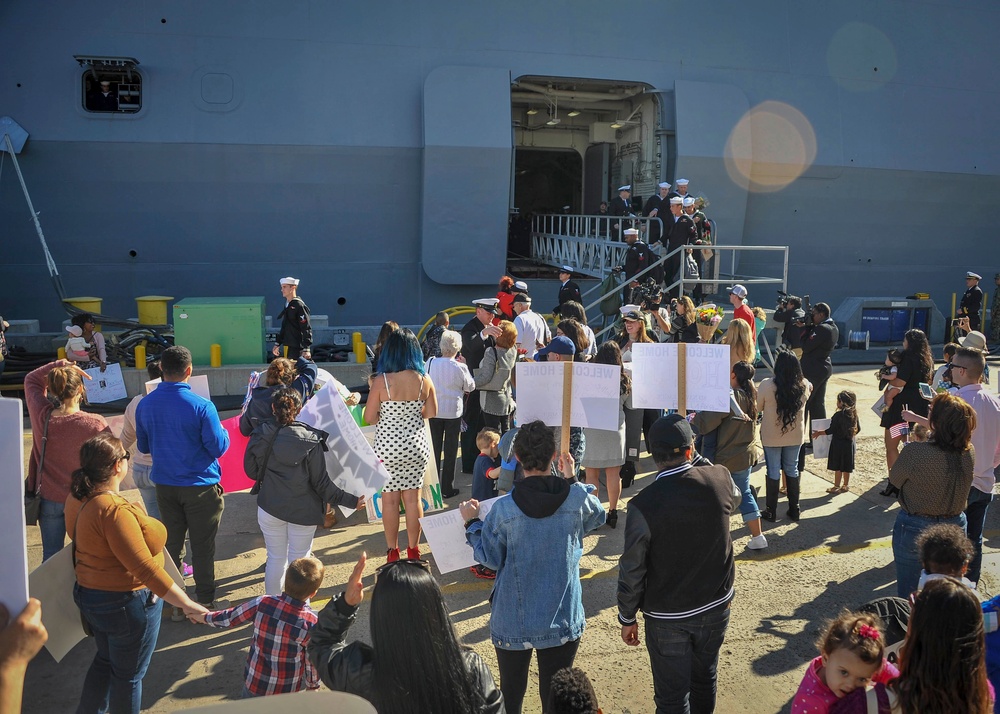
[246, 421, 358, 526]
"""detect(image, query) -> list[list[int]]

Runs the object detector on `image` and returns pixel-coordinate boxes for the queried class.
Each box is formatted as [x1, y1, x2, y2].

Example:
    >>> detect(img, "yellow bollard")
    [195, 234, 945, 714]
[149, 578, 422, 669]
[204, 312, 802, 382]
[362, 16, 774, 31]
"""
[355, 341, 367, 365]
[211, 344, 222, 368]
[352, 331, 362, 348]
[283, 345, 289, 359]
[57, 347, 66, 360]
[134, 344, 147, 371]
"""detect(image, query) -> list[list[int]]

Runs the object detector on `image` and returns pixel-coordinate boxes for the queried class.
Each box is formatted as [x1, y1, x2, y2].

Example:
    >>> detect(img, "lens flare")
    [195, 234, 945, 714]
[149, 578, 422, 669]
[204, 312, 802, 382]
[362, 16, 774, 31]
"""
[827, 22, 897, 91]
[724, 101, 817, 193]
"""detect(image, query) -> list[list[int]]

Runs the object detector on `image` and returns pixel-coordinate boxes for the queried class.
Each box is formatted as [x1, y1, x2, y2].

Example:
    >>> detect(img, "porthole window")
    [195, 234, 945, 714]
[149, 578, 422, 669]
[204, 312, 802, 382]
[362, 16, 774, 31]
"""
[74, 56, 142, 114]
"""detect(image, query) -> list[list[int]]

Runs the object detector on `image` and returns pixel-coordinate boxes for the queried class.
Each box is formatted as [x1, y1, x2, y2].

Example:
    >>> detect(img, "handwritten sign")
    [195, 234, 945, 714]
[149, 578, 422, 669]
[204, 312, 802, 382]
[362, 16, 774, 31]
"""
[515, 362, 621, 431]
[298, 384, 392, 517]
[631, 343, 730, 412]
[83, 362, 128, 403]
[0, 398, 28, 616]
[419, 498, 499, 574]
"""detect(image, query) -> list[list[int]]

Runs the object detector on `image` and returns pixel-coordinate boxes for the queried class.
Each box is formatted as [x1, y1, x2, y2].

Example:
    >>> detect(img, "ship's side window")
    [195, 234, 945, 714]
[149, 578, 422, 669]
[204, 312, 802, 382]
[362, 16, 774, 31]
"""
[82, 72, 142, 113]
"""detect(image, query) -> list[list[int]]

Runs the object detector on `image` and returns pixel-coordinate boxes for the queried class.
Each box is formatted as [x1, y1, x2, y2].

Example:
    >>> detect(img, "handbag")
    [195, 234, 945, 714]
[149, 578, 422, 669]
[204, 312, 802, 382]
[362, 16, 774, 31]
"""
[24, 411, 53, 526]
[72, 493, 110, 637]
[248, 426, 281, 496]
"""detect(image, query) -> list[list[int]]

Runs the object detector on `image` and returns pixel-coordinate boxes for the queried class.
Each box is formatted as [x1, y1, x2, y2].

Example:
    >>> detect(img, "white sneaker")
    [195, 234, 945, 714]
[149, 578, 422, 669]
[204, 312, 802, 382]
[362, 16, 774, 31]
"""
[747, 534, 768, 550]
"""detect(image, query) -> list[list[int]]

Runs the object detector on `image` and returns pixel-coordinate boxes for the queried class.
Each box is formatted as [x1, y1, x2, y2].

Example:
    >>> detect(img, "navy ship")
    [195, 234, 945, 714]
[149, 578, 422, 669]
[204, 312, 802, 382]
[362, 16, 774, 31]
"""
[2, 1, 997, 331]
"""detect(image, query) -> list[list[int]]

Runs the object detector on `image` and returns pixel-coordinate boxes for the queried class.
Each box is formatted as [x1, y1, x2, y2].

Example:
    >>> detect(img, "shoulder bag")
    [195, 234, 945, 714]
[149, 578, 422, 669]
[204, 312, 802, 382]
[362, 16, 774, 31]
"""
[249, 426, 281, 496]
[24, 410, 53, 526]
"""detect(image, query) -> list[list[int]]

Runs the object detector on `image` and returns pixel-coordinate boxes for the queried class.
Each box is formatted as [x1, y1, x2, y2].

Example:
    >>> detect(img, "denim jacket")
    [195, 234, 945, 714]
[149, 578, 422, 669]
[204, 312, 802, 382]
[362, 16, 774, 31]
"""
[465, 480, 605, 650]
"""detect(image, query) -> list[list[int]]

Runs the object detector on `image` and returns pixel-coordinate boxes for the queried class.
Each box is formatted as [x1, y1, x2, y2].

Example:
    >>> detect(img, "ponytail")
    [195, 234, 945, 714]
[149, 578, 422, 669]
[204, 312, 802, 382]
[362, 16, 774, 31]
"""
[48, 366, 84, 405]
[732, 361, 758, 421]
[271, 386, 303, 426]
[70, 433, 126, 500]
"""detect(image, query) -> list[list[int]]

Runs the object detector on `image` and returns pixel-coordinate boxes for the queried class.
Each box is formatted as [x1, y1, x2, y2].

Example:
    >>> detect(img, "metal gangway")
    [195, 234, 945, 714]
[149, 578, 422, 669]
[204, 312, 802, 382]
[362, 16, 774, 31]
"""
[529, 213, 790, 368]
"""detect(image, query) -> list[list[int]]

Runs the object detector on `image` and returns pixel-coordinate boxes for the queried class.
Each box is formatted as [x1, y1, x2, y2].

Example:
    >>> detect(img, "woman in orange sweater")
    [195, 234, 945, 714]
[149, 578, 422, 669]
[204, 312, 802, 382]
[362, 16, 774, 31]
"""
[67, 433, 208, 714]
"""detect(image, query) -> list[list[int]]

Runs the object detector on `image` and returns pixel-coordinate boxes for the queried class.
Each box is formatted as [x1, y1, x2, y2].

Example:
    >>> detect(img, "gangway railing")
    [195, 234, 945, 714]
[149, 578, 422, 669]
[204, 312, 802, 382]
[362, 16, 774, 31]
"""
[531, 214, 663, 280]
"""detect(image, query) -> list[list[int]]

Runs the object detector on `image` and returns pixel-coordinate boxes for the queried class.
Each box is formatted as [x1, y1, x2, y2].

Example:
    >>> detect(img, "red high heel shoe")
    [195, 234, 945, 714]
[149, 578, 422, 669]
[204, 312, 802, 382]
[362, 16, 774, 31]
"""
[406, 546, 421, 560]
[386, 548, 400, 563]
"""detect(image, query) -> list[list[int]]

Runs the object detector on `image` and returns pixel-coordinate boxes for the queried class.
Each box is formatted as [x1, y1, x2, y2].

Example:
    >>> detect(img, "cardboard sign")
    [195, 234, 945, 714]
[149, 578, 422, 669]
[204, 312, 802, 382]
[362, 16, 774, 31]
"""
[419, 497, 499, 574]
[631, 343, 731, 412]
[514, 362, 622, 431]
[28, 545, 87, 662]
[0, 398, 28, 616]
[83, 363, 128, 403]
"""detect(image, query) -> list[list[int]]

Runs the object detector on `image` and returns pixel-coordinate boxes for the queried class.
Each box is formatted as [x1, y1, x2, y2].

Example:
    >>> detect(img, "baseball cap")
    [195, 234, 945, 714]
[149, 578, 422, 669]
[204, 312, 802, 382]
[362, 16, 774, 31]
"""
[535, 336, 576, 359]
[648, 414, 694, 454]
[727, 284, 748, 298]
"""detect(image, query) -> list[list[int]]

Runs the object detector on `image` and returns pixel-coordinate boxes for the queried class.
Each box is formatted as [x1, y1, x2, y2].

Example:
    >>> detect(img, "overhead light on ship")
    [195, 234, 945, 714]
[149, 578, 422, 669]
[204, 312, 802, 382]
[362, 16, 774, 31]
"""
[526, 108, 539, 115]
[546, 116, 561, 126]
[610, 119, 623, 129]
[567, 110, 581, 117]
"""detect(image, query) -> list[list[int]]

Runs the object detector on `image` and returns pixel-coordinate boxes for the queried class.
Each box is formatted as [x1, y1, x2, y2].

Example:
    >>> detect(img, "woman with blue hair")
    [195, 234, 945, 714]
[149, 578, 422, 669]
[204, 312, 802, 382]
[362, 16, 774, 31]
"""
[364, 328, 438, 562]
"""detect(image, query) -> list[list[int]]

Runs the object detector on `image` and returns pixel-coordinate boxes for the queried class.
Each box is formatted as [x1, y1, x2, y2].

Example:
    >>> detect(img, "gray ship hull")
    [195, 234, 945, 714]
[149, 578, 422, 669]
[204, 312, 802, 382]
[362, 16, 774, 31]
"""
[2, 1, 998, 330]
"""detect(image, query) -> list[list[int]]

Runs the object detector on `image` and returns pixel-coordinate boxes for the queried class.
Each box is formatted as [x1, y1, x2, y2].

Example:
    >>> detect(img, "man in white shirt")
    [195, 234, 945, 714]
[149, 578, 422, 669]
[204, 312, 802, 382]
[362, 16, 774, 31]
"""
[512, 293, 550, 359]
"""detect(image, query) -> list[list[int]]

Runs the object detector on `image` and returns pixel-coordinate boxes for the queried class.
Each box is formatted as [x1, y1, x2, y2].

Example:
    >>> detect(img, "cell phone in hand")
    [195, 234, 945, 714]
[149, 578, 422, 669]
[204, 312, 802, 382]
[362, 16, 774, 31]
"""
[918, 382, 935, 400]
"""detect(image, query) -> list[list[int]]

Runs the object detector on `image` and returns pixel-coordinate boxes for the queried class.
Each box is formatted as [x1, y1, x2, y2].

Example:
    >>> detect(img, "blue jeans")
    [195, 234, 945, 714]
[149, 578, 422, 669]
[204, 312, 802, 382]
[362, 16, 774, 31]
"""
[130, 463, 160, 521]
[965, 485, 995, 585]
[74, 585, 162, 714]
[892, 510, 967, 598]
[763, 445, 800, 481]
[729, 467, 760, 523]
[40, 498, 66, 562]
[644, 606, 731, 714]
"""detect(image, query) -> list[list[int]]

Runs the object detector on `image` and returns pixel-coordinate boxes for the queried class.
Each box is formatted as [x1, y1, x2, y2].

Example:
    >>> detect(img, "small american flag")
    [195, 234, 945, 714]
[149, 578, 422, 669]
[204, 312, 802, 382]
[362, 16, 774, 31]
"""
[889, 422, 910, 439]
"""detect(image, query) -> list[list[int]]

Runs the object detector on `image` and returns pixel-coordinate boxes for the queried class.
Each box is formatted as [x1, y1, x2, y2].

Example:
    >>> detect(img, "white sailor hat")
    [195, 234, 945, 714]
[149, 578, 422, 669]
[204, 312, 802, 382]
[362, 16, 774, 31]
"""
[620, 304, 643, 321]
[676, 178, 689, 186]
[618, 185, 631, 192]
[279, 276, 300, 286]
[669, 196, 684, 205]
[559, 265, 574, 274]
[513, 280, 529, 292]
[966, 271, 982, 280]
[658, 182, 671, 189]
[472, 297, 500, 314]
[682, 197, 695, 207]
[623, 228, 639, 236]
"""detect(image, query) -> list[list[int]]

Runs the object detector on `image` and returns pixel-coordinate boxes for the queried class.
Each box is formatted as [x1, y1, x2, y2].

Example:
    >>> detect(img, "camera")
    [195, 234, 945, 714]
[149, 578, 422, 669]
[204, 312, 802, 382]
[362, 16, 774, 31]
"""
[632, 278, 662, 310]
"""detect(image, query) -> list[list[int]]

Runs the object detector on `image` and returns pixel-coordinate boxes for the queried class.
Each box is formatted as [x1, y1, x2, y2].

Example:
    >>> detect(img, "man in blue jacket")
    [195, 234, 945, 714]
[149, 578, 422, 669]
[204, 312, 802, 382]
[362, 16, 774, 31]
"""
[137, 346, 230, 609]
[617, 414, 739, 714]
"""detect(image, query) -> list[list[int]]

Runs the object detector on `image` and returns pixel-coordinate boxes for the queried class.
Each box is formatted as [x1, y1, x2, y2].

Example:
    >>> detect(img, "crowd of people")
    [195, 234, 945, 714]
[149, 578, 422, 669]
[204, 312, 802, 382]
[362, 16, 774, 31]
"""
[3, 262, 1000, 714]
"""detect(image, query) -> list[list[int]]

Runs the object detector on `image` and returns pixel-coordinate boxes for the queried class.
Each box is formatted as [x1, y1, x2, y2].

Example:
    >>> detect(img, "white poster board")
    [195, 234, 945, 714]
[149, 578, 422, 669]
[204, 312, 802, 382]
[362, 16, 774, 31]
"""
[28, 545, 86, 662]
[146, 374, 211, 400]
[419, 497, 499, 574]
[186, 690, 376, 713]
[297, 384, 391, 517]
[515, 362, 622, 431]
[83, 363, 128, 403]
[0, 398, 28, 616]
[812, 418, 832, 460]
[631, 343, 731, 412]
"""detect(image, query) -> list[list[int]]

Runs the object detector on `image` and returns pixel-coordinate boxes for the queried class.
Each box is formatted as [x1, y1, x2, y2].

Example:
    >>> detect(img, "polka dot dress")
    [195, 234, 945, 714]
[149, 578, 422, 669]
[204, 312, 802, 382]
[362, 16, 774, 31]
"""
[374, 374, 431, 493]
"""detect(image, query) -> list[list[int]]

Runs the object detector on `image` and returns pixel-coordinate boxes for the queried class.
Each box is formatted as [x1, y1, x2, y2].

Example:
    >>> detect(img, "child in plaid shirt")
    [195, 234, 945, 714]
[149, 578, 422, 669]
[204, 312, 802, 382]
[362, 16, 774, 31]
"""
[194, 557, 324, 697]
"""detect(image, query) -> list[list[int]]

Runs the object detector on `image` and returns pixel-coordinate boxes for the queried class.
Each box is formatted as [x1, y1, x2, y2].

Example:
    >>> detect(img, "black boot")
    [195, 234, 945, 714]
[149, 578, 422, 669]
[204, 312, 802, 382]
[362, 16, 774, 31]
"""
[761, 478, 779, 522]
[787, 476, 801, 521]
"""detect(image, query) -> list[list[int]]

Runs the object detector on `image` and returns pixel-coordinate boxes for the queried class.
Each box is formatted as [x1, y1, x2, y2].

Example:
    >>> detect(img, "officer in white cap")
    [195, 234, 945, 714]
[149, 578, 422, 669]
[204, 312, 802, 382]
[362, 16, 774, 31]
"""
[459, 297, 504, 472]
[275, 277, 312, 359]
[643, 182, 672, 246]
[610, 185, 632, 217]
[959, 271, 984, 332]
[555, 265, 582, 314]
[663, 197, 697, 297]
